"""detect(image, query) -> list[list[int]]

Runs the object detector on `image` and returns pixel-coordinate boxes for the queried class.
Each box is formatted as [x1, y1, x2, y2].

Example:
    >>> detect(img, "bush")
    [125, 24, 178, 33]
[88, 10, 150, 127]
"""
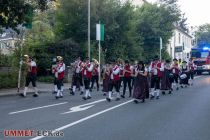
[0, 72, 18, 89]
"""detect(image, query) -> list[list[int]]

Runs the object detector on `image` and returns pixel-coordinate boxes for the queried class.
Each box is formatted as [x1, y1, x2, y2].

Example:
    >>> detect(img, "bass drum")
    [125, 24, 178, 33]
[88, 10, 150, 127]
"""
[180, 73, 187, 80]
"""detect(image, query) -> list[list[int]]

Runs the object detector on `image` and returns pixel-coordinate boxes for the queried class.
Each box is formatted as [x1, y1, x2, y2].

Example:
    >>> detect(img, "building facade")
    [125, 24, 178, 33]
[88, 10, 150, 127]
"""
[167, 27, 193, 61]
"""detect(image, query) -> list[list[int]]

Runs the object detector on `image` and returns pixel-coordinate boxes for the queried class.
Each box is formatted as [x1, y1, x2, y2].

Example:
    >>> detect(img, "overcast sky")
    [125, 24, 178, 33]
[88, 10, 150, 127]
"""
[147, 0, 210, 27]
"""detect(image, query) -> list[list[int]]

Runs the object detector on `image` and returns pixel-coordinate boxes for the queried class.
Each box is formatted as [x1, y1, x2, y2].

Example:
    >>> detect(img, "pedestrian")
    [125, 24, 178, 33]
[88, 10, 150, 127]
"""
[121, 60, 132, 98]
[161, 60, 173, 95]
[171, 58, 180, 90]
[82, 57, 94, 100]
[180, 60, 189, 88]
[188, 58, 195, 86]
[133, 61, 148, 103]
[21, 55, 38, 97]
[71, 57, 84, 95]
[149, 56, 164, 100]
[55, 56, 65, 99]
[106, 60, 121, 102]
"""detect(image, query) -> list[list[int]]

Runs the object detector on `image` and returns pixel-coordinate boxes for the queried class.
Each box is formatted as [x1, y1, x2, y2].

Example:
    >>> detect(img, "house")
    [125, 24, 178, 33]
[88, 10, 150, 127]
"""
[0, 30, 19, 55]
[167, 26, 193, 60]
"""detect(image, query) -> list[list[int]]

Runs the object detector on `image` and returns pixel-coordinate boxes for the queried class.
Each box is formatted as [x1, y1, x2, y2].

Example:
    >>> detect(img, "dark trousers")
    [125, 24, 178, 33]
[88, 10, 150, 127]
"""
[91, 75, 99, 90]
[150, 75, 160, 90]
[57, 78, 64, 90]
[173, 74, 179, 83]
[123, 77, 132, 96]
[84, 77, 91, 90]
[25, 73, 36, 87]
[73, 73, 83, 87]
[109, 80, 120, 92]
[189, 71, 194, 79]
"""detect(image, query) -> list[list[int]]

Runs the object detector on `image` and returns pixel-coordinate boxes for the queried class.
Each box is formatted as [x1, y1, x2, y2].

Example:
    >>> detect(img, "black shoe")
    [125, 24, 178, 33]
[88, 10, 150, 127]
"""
[176, 87, 179, 90]
[129, 94, 132, 98]
[150, 96, 155, 100]
[181, 85, 183, 88]
[134, 100, 139, 104]
[121, 95, 125, 98]
[60, 96, 63, 98]
[90, 89, 92, 92]
[33, 94, 38, 97]
[168, 91, 172, 94]
[52, 91, 57, 94]
[55, 96, 59, 99]
[19, 93, 26, 97]
[80, 91, 84, 95]
[116, 98, 120, 101]
[70, 91, 75, 95]
[103, 93, 106, 96]
[141, 99, 145, 103]
[162, 91, 166, 95]
[87, 96, 92, 99]
[97, 88, 99, 91]
[106, 98, 111, 102]
[82, 97, 87, 100]
[156, 96, 160, 100]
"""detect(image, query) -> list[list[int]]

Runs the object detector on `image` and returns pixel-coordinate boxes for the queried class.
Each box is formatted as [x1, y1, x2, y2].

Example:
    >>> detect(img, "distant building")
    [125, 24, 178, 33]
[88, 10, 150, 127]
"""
[167, 26, 193, 60]
[0, 30, 18, 55]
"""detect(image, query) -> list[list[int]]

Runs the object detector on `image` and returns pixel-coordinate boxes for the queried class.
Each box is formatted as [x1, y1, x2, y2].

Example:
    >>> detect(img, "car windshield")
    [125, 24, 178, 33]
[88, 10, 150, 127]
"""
[191, 51, 209, 58]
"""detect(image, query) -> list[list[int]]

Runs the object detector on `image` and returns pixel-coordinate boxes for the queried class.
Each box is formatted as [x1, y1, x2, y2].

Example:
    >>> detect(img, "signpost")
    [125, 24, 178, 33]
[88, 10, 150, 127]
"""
[96, 22, 104, 84]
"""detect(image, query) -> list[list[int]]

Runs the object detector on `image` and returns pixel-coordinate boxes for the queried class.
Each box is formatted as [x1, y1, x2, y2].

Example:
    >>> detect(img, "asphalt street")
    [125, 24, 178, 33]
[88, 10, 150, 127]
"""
[0, 75, 210, 140]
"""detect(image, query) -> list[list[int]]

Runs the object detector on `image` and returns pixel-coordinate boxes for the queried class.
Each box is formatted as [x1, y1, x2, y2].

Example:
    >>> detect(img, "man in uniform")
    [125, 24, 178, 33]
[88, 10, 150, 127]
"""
[55, 56, 65, 99]
[82, 57, 94, 100]
[20, 55, 38, 97]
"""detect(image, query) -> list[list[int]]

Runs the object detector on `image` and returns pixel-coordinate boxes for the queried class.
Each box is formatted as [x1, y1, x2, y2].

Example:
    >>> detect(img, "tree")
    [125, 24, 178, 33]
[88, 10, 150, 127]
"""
[196, 24, 210, 46]
[0, 0, 55, 31]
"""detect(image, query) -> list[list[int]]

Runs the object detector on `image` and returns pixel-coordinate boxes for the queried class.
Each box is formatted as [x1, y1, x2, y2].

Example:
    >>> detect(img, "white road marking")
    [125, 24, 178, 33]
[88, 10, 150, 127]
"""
[9, 102, 68, 115]
[30, 99, 133, 140]
[61, 99, 106, 114]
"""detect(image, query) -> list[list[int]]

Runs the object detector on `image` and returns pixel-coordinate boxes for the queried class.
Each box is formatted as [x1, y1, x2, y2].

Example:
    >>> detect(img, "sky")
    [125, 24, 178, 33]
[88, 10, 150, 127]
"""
[147, 0, 210, 27]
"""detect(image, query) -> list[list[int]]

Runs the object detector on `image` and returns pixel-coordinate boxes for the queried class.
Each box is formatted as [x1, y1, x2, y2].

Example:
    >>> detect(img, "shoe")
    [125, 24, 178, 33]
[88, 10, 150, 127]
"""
[80, 91, 84, 95]
[97, 88, 99, 91]
[134, 100, 139, 104]
[106, 98, 111, 102]
[181, 86, 183, 88]
[70, 91, 75, 95]
[103, 93, 106, 96]
[87, 96, 92, 99]
[129, 94, 132, 98]
[156, 96, 160, 100]
[52, 91, 57, 94]
[82, 97, 87, 100]
[176, 87, 179, 90]
[115, 98, 120, 101]
[33, 94, 38, 97]
[150, 96, 155, 100]
[162, 91, 165, 95]
[55, 96, 59, 99]
[141, 99, 145, 103]
[121, 95, 125, 98]
[168, 91, 172, 94]
[90, 89, 92, 92]
[20, 93, 26, 97]
[60, 96, 63, 98]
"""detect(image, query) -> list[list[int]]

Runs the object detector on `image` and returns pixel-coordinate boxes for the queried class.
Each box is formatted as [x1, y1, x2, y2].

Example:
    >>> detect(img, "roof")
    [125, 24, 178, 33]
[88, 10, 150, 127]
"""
[174, 26, 192, 39]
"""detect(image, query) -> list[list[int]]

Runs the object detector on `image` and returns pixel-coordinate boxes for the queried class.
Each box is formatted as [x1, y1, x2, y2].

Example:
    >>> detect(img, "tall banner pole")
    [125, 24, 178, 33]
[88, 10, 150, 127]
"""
[160, 37, 162, 61]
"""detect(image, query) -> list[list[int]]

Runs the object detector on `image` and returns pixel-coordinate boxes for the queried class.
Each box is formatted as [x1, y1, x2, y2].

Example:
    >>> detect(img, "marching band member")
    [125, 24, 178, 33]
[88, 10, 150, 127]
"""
[21, 55, 38, 97]
[55, 56, 65, 99]
[90, 59, 100, 92]
[106, 60, 121, 102]
[133, 61, 148, 103]
[161, 60, 173, 94]
[149, 56, 164, 100]
[188, 58, 195, 86]
[180, 60, 189, 88]
[71, 57, 84, 95]
[82, 57, 94, 100]
[102, 63, 111, 96]
[121, 60, 132, 98]
[171, 58, 180, 90]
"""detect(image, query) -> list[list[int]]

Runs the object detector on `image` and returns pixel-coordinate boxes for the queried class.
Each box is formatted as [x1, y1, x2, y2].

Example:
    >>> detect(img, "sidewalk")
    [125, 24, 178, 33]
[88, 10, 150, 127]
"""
[0, 82, 70, 97]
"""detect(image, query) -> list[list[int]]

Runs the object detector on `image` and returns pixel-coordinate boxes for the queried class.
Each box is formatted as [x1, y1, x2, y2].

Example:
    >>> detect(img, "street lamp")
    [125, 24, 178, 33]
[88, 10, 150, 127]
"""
[88, 0, 90, 58]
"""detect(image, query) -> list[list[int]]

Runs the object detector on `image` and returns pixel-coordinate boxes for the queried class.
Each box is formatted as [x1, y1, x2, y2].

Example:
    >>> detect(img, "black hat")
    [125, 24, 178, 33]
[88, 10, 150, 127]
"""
[173, 58, 178, 61]
[182, 60, 187, 63]
[166, 59, 171, 63]
[138, 60, 144, 65]
[125, 60, 129, 64]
